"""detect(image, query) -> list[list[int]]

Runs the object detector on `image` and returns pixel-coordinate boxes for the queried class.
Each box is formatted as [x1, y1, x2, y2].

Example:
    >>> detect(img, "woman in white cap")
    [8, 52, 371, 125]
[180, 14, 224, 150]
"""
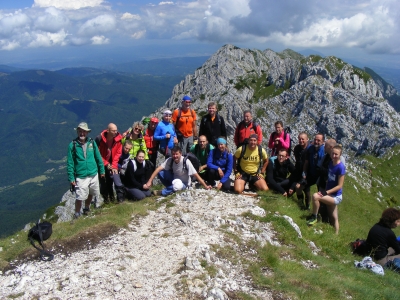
[154, 109, 177, 158]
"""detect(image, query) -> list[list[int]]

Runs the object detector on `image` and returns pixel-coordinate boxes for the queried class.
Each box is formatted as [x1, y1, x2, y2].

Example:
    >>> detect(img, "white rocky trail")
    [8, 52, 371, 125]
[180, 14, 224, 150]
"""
[0, 189, 277, 300]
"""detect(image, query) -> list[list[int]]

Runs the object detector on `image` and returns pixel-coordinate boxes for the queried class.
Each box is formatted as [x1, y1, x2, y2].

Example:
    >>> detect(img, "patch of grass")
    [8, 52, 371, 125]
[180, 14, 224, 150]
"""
[0, 195, 164, 270]
[200, 94, 206, 100]
[242, 149, 400, 299]
[352, 67, 372, 84]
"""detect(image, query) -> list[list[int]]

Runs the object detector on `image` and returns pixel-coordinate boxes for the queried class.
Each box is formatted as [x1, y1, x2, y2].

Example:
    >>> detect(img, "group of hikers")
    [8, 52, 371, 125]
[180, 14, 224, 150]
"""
[66, 96, 343, 232]
[66, 95, 400, 265]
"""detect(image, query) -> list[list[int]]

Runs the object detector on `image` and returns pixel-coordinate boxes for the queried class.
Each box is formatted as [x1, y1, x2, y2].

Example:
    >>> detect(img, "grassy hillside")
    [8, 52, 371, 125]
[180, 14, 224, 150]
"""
[0, 68, 183, 237]
[1, 148, 399, 299]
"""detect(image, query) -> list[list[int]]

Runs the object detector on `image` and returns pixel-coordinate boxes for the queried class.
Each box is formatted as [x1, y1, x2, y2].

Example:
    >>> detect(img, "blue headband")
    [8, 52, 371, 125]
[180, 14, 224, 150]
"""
[217, 138, 227, 145]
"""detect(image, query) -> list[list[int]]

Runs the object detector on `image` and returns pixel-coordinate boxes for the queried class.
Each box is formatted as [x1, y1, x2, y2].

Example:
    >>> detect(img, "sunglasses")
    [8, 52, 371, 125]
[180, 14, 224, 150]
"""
[134, 127, 141, 131]
[184, 101, 191, 104]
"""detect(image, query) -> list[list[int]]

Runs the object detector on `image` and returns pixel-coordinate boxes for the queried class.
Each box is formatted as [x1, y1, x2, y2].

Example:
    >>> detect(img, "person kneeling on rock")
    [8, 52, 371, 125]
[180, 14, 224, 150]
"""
[144, 146, 212, 196]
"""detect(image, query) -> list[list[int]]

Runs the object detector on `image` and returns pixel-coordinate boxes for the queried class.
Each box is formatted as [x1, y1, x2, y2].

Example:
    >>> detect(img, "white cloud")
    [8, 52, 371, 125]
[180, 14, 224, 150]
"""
[34, 7, 69, 32]
[0, 12, 31, 37]
[121, 13, 141, 20]
[33, 0, 105, 10]
[91, 35, 109, 44]
[0, 0, 399, 58]
[0, 40, 20, 50]
[131, 30, 146, 39]
[78, 14, 116, 36]
[28, 29, 68, 47]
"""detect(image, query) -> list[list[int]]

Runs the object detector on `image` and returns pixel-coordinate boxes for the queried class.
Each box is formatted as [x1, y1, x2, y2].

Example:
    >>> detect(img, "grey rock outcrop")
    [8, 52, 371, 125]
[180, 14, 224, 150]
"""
[155, 44, 400, 158]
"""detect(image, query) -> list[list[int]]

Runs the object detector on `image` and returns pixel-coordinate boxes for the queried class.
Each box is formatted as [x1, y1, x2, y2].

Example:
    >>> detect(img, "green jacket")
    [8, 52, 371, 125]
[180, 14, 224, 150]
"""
[67, 138, 105, 182]
[122, 135, 149, 159]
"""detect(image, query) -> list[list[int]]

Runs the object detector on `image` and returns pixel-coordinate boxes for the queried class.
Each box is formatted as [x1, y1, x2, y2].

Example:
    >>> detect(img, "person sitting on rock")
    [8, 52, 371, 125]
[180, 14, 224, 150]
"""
[234, 110, 262, 148]
[307, 145, 346, 234]
[123, 150, 153, 200]
[154, 110, 178, 158]
[366, 208, 400, 266]
[199, 101, 227, 147]
[145, 146, 212, 196]
[67, 122, 105, 219]
[233, 134, 269, 193]
[189, 135, 214, 183]
[96, 123, 123, 203]
[266, 148, 296, 196]
[122, 121, 149, 159]
[268, 121, 291, 157]
[206, 137, 233, 191]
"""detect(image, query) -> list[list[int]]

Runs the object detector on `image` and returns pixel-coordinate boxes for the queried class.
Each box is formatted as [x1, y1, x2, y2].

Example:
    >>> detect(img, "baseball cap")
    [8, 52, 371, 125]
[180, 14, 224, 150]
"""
[182, 95, 192, 101]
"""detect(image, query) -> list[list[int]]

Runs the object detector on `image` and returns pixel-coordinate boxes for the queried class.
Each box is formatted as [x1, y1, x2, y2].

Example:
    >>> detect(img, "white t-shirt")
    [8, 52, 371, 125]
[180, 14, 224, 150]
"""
[161, 156, 197, 184]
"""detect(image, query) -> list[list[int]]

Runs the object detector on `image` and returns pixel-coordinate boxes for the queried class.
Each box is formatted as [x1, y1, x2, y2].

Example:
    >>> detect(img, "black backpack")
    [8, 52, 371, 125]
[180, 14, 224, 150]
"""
[350, 239, 369, 256]
[237, 144, 264, 175]
[28, 221, 54, 261]
[169, 152, 200, 172]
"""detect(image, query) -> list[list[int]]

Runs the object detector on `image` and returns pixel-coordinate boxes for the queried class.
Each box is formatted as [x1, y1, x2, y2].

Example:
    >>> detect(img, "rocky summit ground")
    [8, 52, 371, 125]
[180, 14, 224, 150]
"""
[0, 189, 289, 300]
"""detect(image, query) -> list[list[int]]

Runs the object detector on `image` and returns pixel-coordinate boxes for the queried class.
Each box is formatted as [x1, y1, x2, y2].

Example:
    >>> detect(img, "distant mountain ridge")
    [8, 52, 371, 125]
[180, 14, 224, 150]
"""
[155, 44, 400, 158]
[0, 68, 183, 237]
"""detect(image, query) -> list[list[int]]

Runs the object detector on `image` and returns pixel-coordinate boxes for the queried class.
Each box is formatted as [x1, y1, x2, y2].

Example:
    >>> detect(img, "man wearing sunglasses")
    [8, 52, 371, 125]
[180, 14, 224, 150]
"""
[172, 95, 197, 155]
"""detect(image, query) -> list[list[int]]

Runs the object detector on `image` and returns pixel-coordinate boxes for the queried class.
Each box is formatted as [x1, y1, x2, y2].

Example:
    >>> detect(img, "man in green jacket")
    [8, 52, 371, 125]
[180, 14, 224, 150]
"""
[67, 122, 105, 219]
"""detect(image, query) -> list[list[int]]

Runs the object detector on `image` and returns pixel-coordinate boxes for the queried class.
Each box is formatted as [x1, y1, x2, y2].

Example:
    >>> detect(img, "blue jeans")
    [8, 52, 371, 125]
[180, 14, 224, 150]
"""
[158, 170, 187, 196]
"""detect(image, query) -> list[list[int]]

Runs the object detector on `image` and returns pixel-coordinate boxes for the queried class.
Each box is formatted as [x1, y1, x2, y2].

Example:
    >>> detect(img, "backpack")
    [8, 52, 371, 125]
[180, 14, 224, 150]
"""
[235, 120, 260, 146]
[194, 143, 211, 157]
[201, 114, 221, 126]
[272, 126, 292, 156]
[237, 144, 264, 175]
[176, 108, 195, 139]
[72, 138, 95, 158]
[169, 152, 200, 173]
[177, 108, 194, 120]
[28, 221, 54, 261]
[350, 239, 369, 256]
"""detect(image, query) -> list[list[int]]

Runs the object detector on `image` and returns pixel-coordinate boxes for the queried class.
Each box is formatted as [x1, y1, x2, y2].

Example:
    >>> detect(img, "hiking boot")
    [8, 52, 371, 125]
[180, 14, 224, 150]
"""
[83, 207, 90, 215]
[307, 216, 318, 226]
[152, 190, 163, 196]
[73, 212, 81, 219]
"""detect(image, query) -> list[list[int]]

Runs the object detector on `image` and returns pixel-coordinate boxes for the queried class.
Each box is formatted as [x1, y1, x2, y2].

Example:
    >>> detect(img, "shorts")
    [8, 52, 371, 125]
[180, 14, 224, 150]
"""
[333, 194, 342, 205]
[75, 174, 100, 200]
[238, 172, 261, 184]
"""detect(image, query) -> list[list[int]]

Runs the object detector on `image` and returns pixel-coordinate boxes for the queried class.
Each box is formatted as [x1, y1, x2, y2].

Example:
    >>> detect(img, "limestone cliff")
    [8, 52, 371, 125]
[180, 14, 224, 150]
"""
[155, 44, 400, 157]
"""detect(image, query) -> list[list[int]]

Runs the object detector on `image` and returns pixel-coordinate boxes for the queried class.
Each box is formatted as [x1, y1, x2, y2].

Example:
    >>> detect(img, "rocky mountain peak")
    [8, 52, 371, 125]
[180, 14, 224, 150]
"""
[158, 44, 400, 158]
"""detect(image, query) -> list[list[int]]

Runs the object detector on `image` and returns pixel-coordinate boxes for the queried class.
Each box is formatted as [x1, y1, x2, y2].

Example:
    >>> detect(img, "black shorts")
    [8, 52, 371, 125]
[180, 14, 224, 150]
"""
[239, 172, 261, 184]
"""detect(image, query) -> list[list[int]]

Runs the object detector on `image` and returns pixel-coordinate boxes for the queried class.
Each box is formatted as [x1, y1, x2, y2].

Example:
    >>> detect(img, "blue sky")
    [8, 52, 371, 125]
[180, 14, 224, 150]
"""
[0, 0, 399, 70]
